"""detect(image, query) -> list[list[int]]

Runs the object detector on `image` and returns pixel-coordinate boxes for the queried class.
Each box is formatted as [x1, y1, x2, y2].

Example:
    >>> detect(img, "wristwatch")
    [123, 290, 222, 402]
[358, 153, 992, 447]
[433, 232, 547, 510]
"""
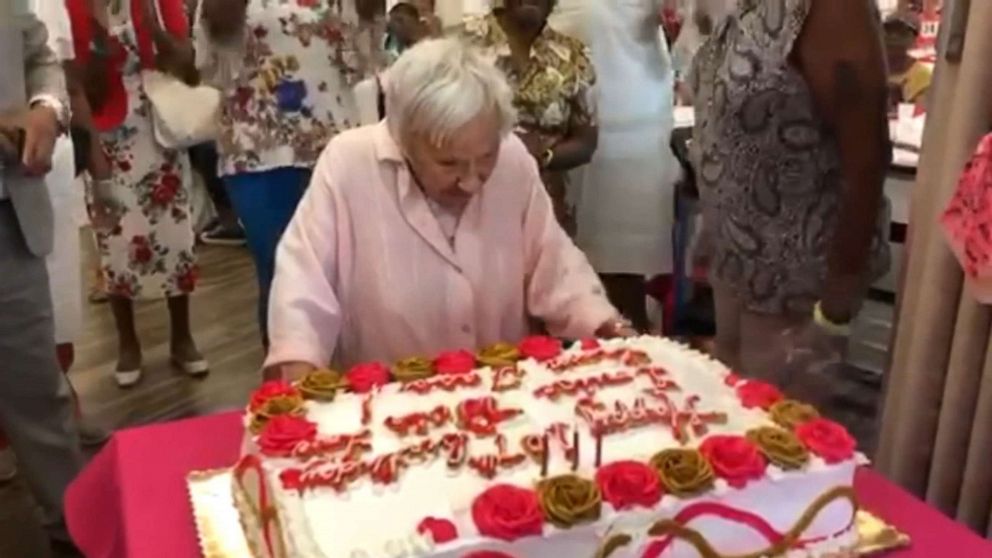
[540, 147, 554, 169]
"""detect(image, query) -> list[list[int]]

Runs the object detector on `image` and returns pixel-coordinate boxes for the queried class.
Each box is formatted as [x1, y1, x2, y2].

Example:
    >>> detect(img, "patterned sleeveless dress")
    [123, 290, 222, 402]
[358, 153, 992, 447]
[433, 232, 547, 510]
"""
[690, 0, 889, 315]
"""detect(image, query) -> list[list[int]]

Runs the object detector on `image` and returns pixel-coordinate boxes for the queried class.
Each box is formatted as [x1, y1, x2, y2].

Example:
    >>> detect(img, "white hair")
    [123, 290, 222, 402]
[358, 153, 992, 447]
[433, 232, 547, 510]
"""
[385, 38, 517, 147]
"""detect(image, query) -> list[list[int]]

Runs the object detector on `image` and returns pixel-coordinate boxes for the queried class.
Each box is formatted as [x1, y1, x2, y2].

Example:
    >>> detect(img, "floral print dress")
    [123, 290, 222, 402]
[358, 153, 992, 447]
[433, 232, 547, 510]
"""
[463, 13, 596, 235]
[96, 8, 197, 300]
[197, 0, 384, 177]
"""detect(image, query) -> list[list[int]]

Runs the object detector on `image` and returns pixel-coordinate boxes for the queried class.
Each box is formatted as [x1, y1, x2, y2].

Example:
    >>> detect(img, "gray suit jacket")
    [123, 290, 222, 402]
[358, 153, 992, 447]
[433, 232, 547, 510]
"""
[0, 6, 67, 257]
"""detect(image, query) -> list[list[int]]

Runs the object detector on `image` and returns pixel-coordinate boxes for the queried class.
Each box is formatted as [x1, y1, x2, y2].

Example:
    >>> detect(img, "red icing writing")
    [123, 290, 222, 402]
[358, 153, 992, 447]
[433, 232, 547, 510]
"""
[400, 372, 482, 395]
[533, 370, 634, 401]
[548, 348, 650, 373]
[456, 396, 522, 436]
[490, 366, 525, 392]
[290, 429, 372, 461]
[636, 366, 680, 392]
[546, 422, 576, 462]
[384, 405, 452, 437]
[575, 394, 727, 444]
[285, 432, 472, 493]
[468, 434, 527, 479]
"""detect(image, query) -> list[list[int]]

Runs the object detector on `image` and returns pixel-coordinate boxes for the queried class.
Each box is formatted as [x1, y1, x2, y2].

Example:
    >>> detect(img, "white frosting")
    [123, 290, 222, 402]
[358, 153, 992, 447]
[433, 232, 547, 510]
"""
[237, 337, 859, 558]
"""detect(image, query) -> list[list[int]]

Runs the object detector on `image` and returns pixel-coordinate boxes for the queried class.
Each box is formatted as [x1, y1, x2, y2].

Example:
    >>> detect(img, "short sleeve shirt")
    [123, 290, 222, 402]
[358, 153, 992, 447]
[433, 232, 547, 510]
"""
[462, 13, 596, 141]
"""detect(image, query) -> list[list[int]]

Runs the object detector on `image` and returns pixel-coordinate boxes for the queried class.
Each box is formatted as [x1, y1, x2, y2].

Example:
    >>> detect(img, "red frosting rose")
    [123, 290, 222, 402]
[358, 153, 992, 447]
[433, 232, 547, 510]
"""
[471, 484, 544, 541]
[699, 435, 767, 489]
[417, 517, 459, 544]
[346, 362, 390, 393]
[580, 338, 600, 350]
[250, 381, 302, 411]
[595, 460, 663, 510]
[258, 415, 318, 457]
[517, 336, 563, 362]
[723, 372, 742, 387]
[736, 380, 784, 410]
[795, 418, 857, 464]
[434, 350, 477, 375]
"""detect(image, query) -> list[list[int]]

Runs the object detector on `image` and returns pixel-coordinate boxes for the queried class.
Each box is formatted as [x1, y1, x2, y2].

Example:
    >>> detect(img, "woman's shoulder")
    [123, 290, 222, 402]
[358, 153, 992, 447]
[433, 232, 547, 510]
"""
[492, 133, 542, 194]
[735, 0, 812, 60]
[544, 26, 589, 55]
[457, 14, 503, 47]
[316, 125, 384, 183]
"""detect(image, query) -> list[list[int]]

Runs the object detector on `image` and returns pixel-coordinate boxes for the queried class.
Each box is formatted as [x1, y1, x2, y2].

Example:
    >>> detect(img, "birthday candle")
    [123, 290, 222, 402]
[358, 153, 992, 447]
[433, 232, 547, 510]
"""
[594, 429, 603, 468]
[540, 433, 549, 477]
[571, 426, 580, 471]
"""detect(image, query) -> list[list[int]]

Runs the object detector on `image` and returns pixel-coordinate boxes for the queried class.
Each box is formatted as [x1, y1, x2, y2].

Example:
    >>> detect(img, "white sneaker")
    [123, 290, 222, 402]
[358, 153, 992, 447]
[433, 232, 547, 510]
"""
[0, 448, 17, 482]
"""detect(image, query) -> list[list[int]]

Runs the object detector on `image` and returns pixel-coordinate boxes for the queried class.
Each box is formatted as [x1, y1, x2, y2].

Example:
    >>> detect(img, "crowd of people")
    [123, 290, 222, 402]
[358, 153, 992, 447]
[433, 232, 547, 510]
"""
[0, 0, 928, 555]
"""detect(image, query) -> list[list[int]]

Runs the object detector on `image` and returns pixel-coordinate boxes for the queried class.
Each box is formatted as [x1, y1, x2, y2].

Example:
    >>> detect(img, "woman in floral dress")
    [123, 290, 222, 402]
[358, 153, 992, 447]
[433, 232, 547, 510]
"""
[68, 0, 206, 387]
[196, 0, 384, 345]
[462, 0, 598, 236]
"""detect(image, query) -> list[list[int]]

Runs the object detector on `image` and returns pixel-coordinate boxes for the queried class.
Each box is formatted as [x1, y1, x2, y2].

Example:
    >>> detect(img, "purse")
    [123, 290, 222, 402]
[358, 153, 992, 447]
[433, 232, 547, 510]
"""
[141, 0, 221, 149]
[941, 132, 992, 303]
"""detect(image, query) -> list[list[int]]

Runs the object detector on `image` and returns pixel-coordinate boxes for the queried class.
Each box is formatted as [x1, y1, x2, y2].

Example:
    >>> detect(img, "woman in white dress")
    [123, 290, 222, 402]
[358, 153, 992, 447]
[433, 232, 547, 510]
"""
[552, 0, 681, 331]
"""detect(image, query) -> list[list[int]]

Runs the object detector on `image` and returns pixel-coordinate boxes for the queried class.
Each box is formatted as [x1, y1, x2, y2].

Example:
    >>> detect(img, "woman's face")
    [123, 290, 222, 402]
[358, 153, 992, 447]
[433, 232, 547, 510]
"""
[503, 0, 553, 29]
[403, 111, 502, 210]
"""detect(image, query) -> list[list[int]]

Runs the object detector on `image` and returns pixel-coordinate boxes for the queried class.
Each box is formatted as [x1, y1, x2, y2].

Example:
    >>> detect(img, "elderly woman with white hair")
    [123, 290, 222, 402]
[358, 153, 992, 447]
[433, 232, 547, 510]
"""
[264, 38, 628, 378]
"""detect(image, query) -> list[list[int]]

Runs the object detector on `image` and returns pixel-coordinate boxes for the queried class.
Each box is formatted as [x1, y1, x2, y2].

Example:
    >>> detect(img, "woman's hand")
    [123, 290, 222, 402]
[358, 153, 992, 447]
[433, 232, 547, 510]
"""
[0, 123, 21, 166]
[596, 318, 638, 339]
[201, 0, 248, 42]
[141, 0, 198, 84]
[21, 106, 60, 176]
[88, 177, 125, 233]
[263, 361, 317, 383]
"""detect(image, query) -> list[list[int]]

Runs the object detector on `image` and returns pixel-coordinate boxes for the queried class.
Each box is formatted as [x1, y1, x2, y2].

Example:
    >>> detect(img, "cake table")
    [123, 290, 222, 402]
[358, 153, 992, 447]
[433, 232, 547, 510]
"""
[64, 411, 992, 558]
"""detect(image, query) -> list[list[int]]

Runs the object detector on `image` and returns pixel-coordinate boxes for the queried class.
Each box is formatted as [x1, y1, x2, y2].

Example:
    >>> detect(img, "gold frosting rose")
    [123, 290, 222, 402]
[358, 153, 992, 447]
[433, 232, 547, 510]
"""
[746, 426, 810, 470]
[249, 395, 305, 434]
[537, 474, 602, 528]
[649, 448, 714, 497]
[477, 342, 521, 368]
[296, 368, 343, 401]
[392, 356, 435, 383]
[769, 399, 821, 430]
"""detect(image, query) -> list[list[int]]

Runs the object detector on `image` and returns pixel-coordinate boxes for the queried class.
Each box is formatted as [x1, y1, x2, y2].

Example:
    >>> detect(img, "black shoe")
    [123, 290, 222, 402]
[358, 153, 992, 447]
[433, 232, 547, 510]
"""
[200, 223, 246, 246]
[50, 537, 84, 558]
[78, 418, 111, 448]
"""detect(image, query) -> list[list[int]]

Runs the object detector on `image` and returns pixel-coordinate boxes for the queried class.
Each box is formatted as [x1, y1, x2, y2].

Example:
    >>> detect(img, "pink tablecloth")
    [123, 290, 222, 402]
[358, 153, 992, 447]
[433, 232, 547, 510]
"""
[65, 412, 992, 558]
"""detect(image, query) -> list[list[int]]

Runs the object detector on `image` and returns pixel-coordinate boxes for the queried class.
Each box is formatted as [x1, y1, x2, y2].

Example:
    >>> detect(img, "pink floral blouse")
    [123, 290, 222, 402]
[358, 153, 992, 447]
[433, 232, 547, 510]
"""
[265, 123, 619, 369]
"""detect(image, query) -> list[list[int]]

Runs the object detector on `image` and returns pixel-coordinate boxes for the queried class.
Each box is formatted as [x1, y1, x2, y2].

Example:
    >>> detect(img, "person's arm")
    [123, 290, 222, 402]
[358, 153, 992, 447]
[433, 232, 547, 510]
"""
[199, 0, 248, 41]
[794, 0, 889, 323]
[545, 44, 598, 171]
[64, 61, 112, 179]
[263, 149, 344, 377]
[20, 14, 68, 175]
[517, 138, 621, 337]
[142, 0, 197, 84]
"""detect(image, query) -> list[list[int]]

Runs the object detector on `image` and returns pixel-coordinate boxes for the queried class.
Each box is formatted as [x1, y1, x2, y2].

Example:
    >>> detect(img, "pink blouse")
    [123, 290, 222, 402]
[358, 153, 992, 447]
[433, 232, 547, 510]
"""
[265, 122, 618, 369]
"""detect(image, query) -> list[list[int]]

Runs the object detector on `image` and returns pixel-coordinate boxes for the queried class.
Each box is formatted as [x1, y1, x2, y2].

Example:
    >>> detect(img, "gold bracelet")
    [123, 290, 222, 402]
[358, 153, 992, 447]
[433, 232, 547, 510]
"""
[813, 301, 852, 337]
[541, 148, 554, 169]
